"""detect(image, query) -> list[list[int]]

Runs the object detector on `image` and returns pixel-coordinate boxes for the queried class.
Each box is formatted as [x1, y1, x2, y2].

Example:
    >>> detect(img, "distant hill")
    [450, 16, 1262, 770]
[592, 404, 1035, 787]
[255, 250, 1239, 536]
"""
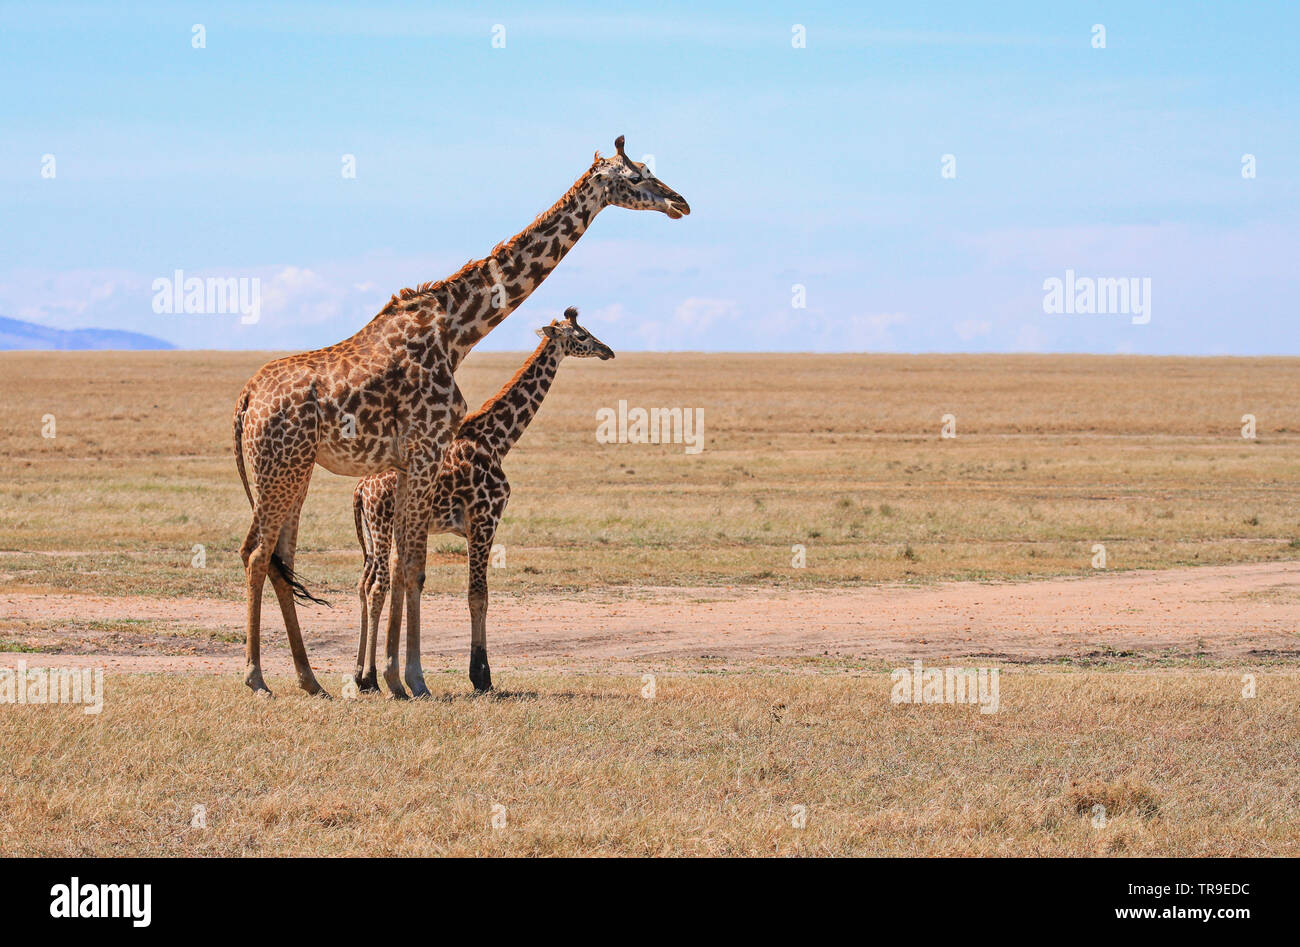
[0, 316, 176, 351]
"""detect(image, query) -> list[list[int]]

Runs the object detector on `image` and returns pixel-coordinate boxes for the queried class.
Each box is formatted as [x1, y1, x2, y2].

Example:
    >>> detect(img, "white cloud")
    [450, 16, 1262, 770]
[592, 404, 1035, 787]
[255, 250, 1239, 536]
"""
[848, 312, 907, 349]
[673, 297, 740, 331]
[954, 318, 992, 340]
[583, 302, 627, 325]
[260, 266, 342, 326]
[1014, 323, 1049, 352]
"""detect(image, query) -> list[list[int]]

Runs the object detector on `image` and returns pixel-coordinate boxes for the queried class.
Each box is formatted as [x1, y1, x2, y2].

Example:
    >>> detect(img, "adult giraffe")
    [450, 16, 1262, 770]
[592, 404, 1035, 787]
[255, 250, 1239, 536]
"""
[233, 136, 689, 698]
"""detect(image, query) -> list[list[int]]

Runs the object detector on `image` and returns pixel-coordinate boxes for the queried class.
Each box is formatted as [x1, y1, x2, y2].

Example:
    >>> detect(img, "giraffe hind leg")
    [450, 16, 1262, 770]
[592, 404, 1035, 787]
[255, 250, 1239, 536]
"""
[357, 550, 386, 694]
[354, 557, 381, 693]
[266, 484, 329, 698]
[243, 524, 274, 697]
[354, 556, 373, 690]
[352, 482, 383, 693]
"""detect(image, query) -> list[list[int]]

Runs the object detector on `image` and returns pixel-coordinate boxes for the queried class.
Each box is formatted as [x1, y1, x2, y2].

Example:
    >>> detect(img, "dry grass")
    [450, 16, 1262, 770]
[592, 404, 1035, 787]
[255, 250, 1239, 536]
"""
[0, 351, 1296, 599]
[2, 668, 1297, 856]
[1064, 777, 1162, 820]
[1, 352, 1296, 856]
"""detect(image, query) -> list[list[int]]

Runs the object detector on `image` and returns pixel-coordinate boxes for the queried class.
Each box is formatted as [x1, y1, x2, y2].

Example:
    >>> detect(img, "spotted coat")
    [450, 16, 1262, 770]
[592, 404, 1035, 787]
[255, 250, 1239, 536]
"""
[351, 311, 614, 692]
[232, 136, 688, 699]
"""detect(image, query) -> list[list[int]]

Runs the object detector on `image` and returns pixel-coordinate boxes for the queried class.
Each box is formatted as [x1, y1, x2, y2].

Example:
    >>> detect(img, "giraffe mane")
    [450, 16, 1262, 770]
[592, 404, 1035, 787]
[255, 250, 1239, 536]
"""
[380, 167, 597, 316]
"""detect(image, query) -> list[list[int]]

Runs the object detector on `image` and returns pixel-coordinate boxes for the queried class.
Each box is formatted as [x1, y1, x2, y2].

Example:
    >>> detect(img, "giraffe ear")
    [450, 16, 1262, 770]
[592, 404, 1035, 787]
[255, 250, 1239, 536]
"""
[539, 324, 559, 339]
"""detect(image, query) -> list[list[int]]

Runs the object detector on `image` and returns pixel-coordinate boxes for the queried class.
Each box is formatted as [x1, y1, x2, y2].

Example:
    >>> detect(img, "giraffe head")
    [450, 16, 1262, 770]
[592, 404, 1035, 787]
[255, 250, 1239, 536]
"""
[537, 307, 615, 360]
[591, 135, 691, 219]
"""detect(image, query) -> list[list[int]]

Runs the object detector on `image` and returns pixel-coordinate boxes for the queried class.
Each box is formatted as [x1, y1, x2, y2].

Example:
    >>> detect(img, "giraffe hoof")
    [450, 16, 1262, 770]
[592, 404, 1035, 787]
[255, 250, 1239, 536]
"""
[353, 669, 380, 693]
[244, 668, 274, 698]
[297, 675, 331, 699]
[469, 647, 492, 692]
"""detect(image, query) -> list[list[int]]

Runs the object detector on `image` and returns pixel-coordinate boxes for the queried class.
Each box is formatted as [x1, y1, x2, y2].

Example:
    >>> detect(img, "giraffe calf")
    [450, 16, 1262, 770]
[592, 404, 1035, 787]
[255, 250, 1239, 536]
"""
[352, 308, 615, 695]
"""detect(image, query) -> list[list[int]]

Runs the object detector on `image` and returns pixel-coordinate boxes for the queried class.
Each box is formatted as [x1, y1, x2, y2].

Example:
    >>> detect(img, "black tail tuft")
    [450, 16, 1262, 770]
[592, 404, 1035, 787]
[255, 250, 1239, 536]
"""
[269, 552, 332, 608]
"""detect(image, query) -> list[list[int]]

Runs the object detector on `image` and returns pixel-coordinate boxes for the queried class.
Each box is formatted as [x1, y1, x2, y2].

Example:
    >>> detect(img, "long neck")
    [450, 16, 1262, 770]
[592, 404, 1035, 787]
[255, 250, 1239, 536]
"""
[463, 339, 564, 457]
[431, 170, 604, 368]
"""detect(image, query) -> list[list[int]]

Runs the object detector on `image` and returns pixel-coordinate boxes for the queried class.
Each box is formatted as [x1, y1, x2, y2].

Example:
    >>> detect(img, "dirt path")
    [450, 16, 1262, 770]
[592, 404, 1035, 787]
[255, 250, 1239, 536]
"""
[1, 561, 1297, 675]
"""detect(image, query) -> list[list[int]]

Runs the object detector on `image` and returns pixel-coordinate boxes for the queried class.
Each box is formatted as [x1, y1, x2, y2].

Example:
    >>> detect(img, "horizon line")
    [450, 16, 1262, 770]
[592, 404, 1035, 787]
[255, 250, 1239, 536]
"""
[4, 348, 1299, 360]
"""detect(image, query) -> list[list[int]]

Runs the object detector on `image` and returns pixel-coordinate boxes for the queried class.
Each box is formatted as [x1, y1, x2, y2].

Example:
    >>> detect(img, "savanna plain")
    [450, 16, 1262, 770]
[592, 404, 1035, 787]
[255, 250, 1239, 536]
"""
[1, 351, 1297, 855]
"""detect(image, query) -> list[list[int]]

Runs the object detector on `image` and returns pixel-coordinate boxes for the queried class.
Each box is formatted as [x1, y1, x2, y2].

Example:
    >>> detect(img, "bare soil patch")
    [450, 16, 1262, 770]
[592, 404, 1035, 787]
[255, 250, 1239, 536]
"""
[2, 561, 1295, 676]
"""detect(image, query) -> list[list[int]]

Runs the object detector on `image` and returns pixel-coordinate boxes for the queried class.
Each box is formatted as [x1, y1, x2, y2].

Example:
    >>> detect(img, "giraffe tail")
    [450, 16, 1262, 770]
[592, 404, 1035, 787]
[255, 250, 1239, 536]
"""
[269, 552, 332, 608]
[233, 391, 255, 510]
[353, 485, 368, 555]
[235, 390, 330, 608]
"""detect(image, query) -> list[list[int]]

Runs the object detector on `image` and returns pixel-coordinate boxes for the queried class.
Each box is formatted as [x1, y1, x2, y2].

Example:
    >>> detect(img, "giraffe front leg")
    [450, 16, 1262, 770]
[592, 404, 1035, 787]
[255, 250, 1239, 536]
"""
[467, 516, 494, 693]
[468, 624, 491, 692]
[401, 525, 432, 699]
[394, 470, 433, 700]
[382, 564, 407, 699]
[355, 481, 392, 694]
[379, 472, 410, 699]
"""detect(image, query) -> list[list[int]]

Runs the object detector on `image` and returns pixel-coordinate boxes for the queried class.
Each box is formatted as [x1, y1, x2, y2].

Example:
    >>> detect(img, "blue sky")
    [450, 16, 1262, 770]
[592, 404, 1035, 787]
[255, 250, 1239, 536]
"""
[1, 1, 1296, 353]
